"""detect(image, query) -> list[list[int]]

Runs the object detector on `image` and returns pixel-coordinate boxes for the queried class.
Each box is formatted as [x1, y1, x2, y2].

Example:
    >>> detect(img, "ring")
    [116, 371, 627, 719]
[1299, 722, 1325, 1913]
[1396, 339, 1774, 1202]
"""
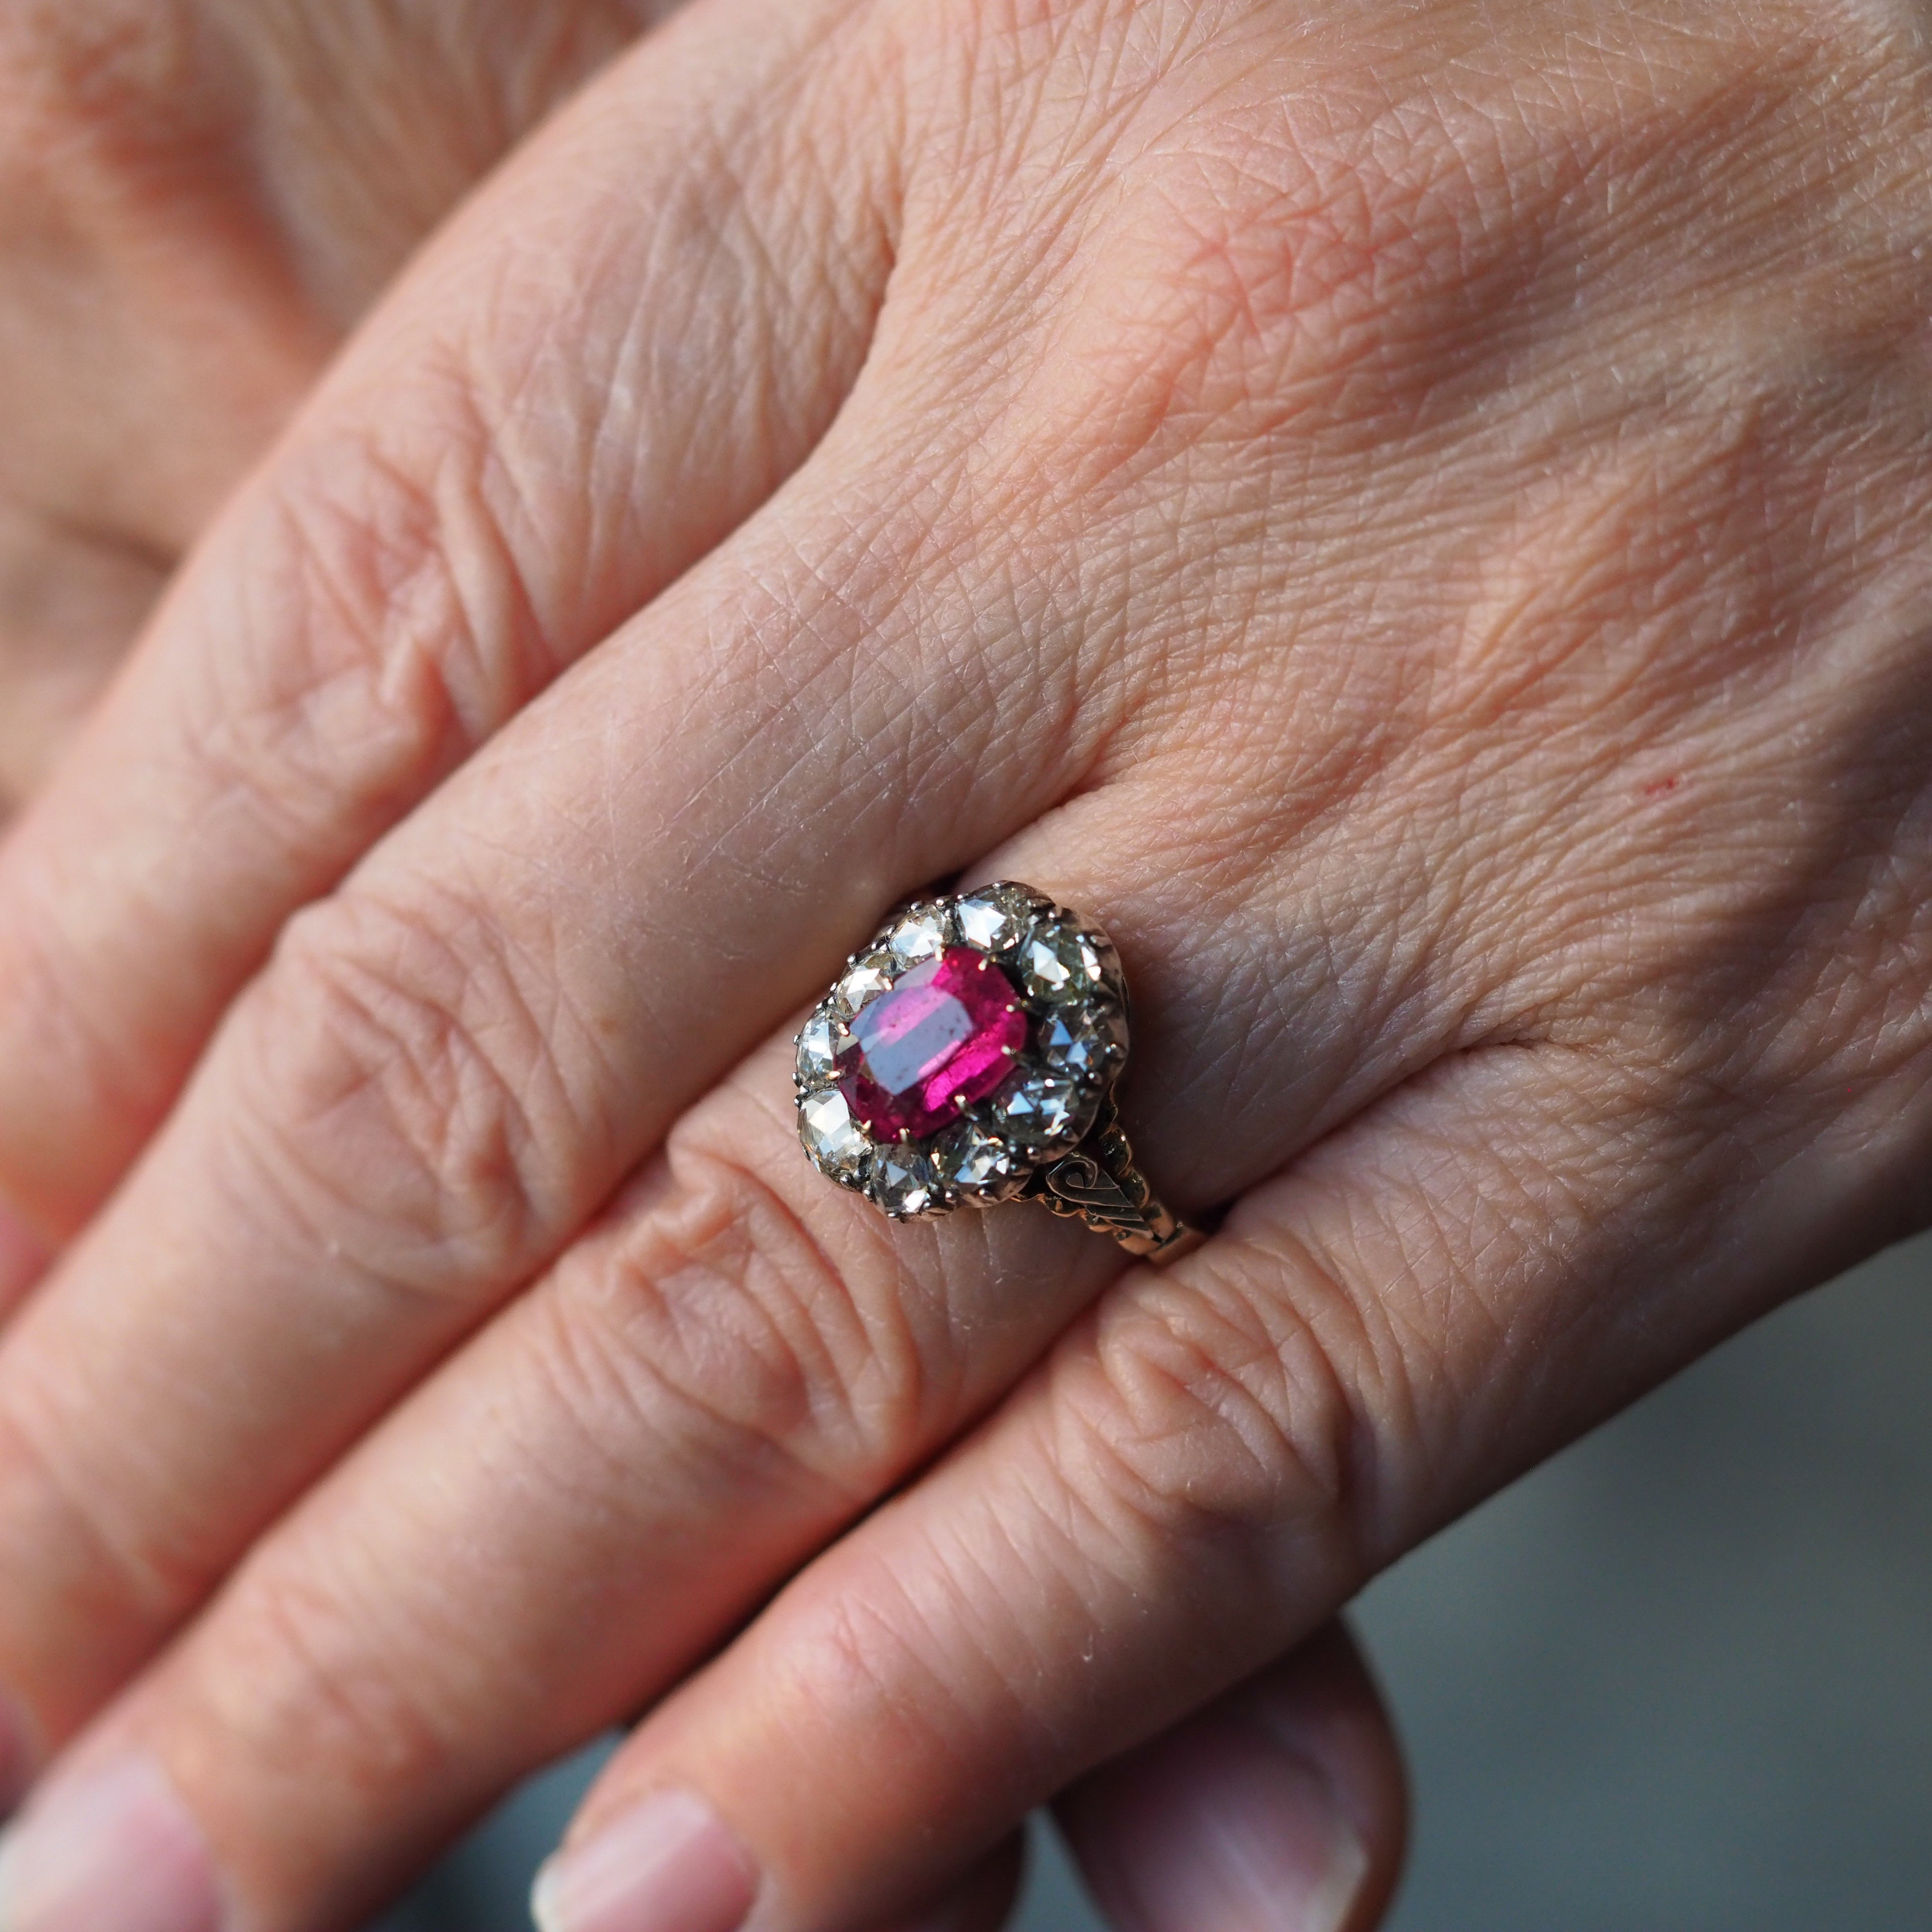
[795, 882, 1204, 1264]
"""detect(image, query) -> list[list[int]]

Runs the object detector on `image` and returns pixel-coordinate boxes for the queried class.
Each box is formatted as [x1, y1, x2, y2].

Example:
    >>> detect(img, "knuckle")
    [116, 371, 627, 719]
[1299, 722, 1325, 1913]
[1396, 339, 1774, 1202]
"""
[200, 1551, 456, 1803]
[769, 1559, 981, 1759]
[1056, 1241, 1391, 1602]
[0, 1394, 201, 1687]
[1060, 98, 1513, 457]
[196, 402, 545, 863]
[540, 1122, 925, 1508]
[234, 887, 586, 1296]
[0, 0, 199, 169]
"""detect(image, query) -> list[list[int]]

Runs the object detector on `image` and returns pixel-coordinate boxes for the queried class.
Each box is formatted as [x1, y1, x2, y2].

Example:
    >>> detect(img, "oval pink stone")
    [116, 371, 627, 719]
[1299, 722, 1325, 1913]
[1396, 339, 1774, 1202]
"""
[838, 947, 1027, 1139]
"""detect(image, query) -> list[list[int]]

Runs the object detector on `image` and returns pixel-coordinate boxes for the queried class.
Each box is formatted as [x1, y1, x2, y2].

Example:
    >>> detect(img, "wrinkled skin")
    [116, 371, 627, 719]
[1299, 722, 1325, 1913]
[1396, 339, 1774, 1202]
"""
[1, 0, 1931, 1927]
[0, 0, 1408, 1924]
[0, 0, 673, 809]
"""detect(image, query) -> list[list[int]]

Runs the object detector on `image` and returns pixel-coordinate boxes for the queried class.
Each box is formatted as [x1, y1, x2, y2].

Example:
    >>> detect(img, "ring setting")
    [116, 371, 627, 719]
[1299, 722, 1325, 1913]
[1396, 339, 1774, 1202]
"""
[796, 883, 1201, 1262]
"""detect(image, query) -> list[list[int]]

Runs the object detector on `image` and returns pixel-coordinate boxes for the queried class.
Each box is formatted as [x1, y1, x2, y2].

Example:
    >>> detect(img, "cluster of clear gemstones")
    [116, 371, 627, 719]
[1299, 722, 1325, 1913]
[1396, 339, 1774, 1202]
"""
[796, 883, 1130, 1219]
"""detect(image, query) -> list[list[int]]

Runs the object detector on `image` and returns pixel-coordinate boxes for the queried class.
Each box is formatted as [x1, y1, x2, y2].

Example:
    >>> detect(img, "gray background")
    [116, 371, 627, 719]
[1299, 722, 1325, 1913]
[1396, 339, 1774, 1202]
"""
[381, 1226, 1932, 1930]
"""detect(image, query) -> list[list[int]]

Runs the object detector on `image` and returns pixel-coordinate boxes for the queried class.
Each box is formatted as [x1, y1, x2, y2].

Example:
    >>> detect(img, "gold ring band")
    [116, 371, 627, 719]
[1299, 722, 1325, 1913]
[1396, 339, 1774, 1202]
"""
[1030, 1101, 1204, 1264]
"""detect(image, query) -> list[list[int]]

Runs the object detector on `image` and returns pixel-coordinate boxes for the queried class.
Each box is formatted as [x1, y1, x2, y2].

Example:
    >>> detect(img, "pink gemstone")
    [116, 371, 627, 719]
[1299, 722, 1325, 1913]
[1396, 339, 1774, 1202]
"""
[839, 947, 1027, 1140]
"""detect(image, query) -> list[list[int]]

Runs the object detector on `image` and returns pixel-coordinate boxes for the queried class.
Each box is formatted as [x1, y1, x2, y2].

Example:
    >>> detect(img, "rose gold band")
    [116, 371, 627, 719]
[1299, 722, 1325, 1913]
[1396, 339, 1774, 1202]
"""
[1029, 1102, 1205, 1265]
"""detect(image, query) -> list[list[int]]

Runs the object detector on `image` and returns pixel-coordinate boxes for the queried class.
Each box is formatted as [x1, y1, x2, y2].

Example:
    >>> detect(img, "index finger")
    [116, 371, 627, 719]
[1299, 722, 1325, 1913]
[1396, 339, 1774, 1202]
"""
[0, 0, 890, 1239]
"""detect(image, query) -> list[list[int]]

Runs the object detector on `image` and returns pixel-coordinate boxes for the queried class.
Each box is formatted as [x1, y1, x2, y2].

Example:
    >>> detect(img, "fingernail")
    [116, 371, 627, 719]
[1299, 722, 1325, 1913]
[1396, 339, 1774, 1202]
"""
[0, 1755, 224, 1932]
[1088, 1732, 1368, 1932]
[532, 1789, 757, 1932]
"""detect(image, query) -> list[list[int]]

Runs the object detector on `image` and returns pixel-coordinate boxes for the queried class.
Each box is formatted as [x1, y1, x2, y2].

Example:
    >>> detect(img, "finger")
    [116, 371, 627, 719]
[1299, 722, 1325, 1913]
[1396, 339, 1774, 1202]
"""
[0, 544, 1426, 1759]
[0, 712, 1881, 1932]
[532, 1621, 1407, 1932]
[0, 1008, 1598, 1928]
[0, 442, 1641, 1833]
[0, 1041, 1122, 1928]
[529, 1026, 1899, 1932]
[0, 0, 894, 1237]
[1057, 1624, 1405, 1932]
[0, 0, 1243, 1747]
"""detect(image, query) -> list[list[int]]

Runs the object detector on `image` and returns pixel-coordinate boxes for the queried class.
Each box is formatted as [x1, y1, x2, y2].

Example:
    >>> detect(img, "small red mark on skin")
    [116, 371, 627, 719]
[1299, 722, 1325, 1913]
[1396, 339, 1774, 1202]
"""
[1641, 774, 1682, 800]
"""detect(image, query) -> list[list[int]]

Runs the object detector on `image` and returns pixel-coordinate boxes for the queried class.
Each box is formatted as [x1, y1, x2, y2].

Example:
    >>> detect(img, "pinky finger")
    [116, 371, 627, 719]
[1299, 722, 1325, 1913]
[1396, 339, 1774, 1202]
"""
[1056, 1623, 1406, 1932]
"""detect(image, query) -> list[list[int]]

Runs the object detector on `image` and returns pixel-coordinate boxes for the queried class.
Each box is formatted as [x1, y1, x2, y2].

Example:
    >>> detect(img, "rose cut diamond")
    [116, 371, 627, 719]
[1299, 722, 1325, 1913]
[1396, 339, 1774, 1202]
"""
[832, 951, 896, 1022]
[799, 1087, 868, 1183]
[1017, 928, 1105, 1004]
[838, 947, 1028, 1140]
[869, 1142, 942, 1217]
[886, 905, 953, 963]
[993, 1065, 1087, 1148]
[934, 1118, 1025, 1199]
[795, 1008, 839, 1089]
[954, 884, 1044, 957]
[1038, 1005, 1126, 1079]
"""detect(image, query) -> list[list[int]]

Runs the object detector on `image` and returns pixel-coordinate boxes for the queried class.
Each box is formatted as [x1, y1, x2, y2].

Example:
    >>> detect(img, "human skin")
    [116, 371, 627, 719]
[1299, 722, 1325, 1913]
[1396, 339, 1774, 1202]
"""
[0, 2, 1408, 1927]
[0, 0, 679, 817]
[1, 0, 1931, 1928]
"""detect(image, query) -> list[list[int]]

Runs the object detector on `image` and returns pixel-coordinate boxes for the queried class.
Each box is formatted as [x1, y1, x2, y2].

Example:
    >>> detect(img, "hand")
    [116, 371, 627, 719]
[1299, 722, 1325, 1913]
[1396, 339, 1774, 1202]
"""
[0, 0, 670, 824]
[0, 5, 1417, 1922]
[0, 0, 1930, 1926]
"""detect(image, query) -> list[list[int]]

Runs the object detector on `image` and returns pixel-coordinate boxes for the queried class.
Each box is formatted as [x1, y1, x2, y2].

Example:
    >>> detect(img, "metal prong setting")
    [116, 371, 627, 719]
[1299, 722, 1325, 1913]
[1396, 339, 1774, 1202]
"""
[795, 883, 1196, 1257]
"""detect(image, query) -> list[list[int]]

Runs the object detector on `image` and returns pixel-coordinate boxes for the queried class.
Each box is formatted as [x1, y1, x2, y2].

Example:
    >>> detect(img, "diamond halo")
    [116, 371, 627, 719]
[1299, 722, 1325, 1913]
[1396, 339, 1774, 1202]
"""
[795, 884, 1130, 1220]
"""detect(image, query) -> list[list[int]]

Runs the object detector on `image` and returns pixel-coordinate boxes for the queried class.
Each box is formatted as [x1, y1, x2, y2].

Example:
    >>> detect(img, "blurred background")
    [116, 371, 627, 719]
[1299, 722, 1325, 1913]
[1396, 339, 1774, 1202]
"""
[376, 1226, 1932, 1931]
